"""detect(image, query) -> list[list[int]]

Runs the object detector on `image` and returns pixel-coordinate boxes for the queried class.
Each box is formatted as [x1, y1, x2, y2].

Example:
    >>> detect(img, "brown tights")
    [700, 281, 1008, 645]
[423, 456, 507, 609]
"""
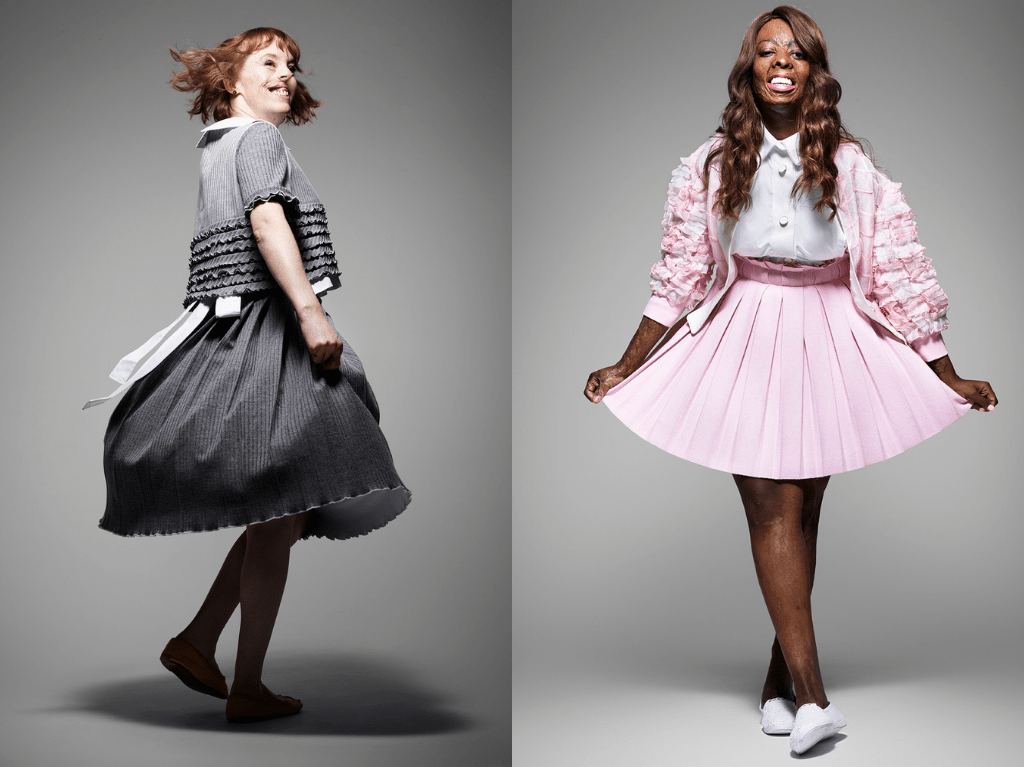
[177, 511, 310, 697]
[734, 474, 830, 709]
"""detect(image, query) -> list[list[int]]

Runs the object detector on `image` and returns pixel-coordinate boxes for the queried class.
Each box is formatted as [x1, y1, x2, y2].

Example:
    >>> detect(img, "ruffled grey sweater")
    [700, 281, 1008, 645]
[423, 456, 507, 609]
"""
[185, 118, 340, 305]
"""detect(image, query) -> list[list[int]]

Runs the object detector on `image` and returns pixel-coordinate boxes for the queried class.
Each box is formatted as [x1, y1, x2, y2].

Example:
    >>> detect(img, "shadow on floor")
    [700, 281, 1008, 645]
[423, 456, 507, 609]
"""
[616, 651, 944, 702]
[53, 651, 472, 736]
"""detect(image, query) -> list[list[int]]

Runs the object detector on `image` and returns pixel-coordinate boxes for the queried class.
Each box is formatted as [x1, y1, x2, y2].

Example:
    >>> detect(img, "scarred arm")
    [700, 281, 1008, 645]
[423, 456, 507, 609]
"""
[926, 354, 997, 411]
[584, 316, 668, 403]
[585, 151, 715, 403]
[867, 171, 997, 410]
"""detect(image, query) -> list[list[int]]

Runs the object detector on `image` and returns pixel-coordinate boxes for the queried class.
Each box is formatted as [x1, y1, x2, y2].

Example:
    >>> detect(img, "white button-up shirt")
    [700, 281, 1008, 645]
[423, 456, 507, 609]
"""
[730, 127, 847, 263]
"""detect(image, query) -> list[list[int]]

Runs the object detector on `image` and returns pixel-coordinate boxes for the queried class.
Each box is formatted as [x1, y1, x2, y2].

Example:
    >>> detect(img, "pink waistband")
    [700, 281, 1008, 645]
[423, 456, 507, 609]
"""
[735, 255, 849, 287]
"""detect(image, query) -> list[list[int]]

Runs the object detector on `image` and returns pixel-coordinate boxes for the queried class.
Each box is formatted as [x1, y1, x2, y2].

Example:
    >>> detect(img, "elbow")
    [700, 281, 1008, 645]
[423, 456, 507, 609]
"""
[251, 221, 270, 246]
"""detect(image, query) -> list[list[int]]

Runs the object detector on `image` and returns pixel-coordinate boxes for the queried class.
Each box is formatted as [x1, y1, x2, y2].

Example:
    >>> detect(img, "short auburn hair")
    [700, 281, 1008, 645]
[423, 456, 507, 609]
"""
[169, 27, 322, 125]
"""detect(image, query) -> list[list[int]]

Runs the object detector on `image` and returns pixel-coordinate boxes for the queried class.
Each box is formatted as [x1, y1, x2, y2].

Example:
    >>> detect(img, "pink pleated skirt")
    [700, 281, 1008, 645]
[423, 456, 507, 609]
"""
[602, 255, 971, 480]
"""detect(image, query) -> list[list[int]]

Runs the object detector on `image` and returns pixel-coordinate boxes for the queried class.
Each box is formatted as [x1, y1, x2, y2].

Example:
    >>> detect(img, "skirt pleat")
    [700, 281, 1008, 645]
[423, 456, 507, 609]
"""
[603, 255, 970, 480]
[101, 290, 410, 540]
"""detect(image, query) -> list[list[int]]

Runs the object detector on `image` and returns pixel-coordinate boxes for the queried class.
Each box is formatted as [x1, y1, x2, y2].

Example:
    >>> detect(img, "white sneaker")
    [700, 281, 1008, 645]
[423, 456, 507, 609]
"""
[759, 697, 797, 734]
[789, 702, 846, 754]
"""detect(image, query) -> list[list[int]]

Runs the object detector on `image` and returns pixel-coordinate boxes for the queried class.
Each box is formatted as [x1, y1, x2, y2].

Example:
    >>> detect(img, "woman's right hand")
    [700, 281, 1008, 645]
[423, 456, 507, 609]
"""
[584, 364, 631, 403]
[584, 316, 670, 403]
[298, 308, 344, 370]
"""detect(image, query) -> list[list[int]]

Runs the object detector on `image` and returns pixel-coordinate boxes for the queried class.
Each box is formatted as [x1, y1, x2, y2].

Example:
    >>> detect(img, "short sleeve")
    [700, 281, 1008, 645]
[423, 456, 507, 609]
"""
[235, 121, 300, 217]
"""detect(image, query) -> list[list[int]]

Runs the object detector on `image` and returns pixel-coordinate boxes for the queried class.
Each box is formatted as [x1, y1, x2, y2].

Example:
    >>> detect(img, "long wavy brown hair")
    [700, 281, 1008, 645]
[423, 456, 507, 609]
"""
[169, 27, 322, 125]
[704, 6, 866, 221]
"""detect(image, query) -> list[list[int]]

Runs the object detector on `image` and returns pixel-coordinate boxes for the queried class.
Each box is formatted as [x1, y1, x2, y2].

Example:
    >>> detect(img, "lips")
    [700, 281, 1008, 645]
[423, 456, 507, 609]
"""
[269, 85, 290, 98]
[767, 75, 795, 93]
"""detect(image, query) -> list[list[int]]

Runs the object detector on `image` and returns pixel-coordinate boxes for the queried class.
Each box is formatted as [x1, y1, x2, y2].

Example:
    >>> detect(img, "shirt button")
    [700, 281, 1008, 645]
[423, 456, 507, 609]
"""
[778, 165, 787, 176]
[779, 216, 789, 226]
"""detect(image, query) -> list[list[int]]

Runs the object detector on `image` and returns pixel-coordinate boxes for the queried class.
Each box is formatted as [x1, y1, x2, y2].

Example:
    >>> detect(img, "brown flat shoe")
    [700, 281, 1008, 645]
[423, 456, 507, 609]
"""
[225, 688, 303, 723]
[159, 637, 228, 699]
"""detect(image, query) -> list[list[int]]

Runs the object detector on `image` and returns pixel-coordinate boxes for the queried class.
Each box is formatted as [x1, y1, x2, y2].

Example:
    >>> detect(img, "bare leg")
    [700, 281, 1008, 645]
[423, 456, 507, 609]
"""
[177, 513, 308, 684]
[734, 475, 830, 709]
[231, 512, 309, 698]
[177, 531, 248, 670]
[760, 477, 829, 704]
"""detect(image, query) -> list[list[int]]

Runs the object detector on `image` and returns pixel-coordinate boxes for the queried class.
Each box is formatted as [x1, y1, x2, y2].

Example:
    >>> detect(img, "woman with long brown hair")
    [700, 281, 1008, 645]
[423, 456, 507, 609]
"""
[86, 28, 410, 723]
[584, 6, 996, 754]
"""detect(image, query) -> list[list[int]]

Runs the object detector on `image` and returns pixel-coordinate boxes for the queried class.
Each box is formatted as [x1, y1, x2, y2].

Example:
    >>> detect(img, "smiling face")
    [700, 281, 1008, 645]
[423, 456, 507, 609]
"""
[230, 42, 297, 126]
[752, 19, 809, 116]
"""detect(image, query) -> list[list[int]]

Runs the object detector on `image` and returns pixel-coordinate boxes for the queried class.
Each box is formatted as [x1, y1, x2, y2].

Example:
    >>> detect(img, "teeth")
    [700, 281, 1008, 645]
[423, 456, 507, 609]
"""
[770, 77, 793, 85]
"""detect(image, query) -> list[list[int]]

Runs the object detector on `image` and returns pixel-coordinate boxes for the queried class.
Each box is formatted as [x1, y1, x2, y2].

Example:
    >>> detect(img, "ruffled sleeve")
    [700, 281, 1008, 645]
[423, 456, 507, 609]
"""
[644, 153, 716, 327]
[869, 175, 950, 350]
[235, 121, 300, 217]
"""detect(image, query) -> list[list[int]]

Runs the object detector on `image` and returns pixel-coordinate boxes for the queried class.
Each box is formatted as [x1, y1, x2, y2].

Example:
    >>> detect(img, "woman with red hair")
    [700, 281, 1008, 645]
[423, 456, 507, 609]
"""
[88, 28, 410, 723]
[585, 6, 996, 755]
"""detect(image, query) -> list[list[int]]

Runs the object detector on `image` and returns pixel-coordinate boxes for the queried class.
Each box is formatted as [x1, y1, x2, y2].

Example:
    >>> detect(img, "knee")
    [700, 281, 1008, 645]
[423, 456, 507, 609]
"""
[735, 475, 802, 530]
[736, 481, 786, 529]
[744, 497, 788, 530]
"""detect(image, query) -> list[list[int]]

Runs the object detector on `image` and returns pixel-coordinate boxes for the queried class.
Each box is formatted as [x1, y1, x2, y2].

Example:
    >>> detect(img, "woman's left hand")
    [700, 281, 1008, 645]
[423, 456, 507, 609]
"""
[927, 355, 997, 411]
[251, 201, 344, 369]
[945, 376, 998, 412]
[298, 307, 344, 370]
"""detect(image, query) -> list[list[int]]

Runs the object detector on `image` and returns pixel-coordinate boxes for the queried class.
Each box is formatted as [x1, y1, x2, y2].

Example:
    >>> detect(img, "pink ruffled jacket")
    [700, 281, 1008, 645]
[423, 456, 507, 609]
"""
[645, 137, 949, 360]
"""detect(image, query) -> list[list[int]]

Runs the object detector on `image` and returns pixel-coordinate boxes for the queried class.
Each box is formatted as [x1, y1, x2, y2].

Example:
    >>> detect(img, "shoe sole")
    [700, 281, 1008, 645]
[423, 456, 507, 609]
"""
[790, 723, 838, 754]
[160, 655, 228, 699]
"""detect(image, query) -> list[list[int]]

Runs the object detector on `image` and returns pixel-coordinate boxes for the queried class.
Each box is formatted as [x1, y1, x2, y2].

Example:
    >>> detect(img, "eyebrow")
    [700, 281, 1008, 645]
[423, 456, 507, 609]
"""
[757, 38, 799, 47]
[258, 50, 295, 63]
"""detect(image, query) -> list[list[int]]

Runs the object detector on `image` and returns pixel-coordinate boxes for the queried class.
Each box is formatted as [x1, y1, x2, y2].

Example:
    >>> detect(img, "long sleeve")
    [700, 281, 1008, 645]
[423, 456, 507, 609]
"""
[644, 153, 716, 327]
[868, 175, 951, 350]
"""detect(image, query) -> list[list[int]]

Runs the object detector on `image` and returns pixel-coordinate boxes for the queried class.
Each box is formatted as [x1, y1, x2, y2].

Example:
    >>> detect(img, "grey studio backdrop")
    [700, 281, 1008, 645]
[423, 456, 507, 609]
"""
[511, 1, 1022, 766]
[1, 0, 1022, 766]
[1, 2, 510, 767]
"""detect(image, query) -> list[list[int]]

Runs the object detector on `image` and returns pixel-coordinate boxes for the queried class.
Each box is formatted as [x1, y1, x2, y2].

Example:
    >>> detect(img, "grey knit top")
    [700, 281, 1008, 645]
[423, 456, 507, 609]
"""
[185, 118, 341, 305]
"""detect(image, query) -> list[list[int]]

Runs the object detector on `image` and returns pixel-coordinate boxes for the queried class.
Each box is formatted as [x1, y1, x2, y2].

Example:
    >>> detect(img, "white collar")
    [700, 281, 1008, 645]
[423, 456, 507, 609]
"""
[196, 116, 259, 148]
[759, 126, 801, 166]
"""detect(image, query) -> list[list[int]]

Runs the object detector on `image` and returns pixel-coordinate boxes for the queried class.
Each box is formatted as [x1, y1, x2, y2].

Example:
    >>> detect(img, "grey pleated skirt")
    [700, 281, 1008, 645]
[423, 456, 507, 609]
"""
[101, 290, 410, 540]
